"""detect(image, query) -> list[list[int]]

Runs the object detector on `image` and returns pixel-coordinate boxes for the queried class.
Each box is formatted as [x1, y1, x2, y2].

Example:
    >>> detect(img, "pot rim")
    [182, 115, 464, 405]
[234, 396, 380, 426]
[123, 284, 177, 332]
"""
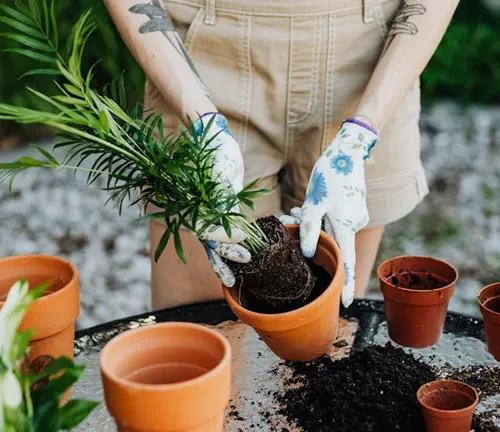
[417, 379, 479, 415]
[478, 282, 500, 316]
[222, 224, 343, 320]
[377, 255, 459, 294]
[0, 254, 78, 305]
[99, 322, 231, 392]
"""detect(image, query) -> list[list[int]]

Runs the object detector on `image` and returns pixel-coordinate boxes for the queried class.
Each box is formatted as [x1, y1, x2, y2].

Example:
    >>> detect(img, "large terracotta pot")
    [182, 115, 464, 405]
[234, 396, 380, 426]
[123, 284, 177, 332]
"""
[100, 322, 232, 432]
[417, 379, 478, 432]
[478, 282, 500, 361]
[378, 255, 458, 348]
[222, 225, 344, 362]
[0, 254, 79, 365]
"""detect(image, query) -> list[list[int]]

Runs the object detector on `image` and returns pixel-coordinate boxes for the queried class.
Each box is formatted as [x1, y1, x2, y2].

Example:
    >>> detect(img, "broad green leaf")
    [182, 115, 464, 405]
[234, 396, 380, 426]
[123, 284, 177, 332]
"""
[30, 400, 61, 432]
[0, 33, 52, 51]
[60, 400, 98, 430]
[12, 330, 34, 360]
[3, 48, 57, 64]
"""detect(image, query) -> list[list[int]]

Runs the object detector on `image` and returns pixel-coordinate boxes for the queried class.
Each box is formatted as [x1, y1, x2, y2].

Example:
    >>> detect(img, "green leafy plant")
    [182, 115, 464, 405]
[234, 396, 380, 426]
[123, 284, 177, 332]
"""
[0, 280, 97, 431]
[0, 0, 268, 261]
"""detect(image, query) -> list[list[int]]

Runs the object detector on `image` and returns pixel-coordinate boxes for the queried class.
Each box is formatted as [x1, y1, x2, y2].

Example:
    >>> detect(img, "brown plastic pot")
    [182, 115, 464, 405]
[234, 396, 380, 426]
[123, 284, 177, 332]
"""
[222, 225, 344, 362]
[478, 282, 500, 361]
[378, 256, 458, 348]
[100, 322, 232, 432]
[417, 379, 478, 432]
[0, 254, 79, 364]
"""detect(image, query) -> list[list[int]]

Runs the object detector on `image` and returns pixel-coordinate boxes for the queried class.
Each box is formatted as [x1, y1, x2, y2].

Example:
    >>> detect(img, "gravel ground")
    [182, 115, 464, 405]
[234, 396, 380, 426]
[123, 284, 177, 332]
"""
[1, 101, 499, 329]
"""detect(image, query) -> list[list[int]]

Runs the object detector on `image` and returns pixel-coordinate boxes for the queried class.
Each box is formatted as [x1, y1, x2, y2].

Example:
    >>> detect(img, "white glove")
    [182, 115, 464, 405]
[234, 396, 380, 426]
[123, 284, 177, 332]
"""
[280, 118, 378, 307]
[192, 113, 250, 287]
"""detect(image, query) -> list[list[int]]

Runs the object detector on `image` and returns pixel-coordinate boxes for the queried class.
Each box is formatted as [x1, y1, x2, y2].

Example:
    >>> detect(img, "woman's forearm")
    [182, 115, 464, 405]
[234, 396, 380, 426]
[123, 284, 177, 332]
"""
[103, 0, 216, 125]
[355, 0, 460, 131]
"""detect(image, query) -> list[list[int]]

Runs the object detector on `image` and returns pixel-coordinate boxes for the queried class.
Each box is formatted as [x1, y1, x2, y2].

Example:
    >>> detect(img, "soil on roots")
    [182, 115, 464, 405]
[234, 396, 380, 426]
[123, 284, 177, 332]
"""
[275, 343, 437, 432]
[228, 216, 317, 309]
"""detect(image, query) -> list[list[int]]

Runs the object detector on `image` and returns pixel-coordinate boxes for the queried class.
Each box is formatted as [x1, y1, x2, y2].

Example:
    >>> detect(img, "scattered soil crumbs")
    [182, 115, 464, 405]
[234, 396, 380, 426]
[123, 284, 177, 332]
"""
[275, 343, 437, 432]
[444, 364, 500, 398]
[442, 365, 500, 432]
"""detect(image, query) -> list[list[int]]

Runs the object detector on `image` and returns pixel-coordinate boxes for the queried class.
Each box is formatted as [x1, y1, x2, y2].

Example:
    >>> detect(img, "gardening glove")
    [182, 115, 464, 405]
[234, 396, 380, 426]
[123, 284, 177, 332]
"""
[280, 118, 378, 308]
[191, 112, 251, 287]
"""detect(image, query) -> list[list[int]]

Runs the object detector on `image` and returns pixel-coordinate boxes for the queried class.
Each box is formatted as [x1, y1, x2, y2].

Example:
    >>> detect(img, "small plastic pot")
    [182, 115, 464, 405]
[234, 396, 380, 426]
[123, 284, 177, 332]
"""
[222, 225, 344, 362]
[0, 255, 79, 365]
[378, 256, 458, 348]
[100, 322, 232, 432]
[417, 379, 478, 432]
[478, 282, 500, 361]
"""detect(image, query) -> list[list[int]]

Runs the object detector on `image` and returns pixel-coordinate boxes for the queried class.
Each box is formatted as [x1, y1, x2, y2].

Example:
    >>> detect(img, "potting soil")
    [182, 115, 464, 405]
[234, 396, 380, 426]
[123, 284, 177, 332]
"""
[275, 343, 436, 432]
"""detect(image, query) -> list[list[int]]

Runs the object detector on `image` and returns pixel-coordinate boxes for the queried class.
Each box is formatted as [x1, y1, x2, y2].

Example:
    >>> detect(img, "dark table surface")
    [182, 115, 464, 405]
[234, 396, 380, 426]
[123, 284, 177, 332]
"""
[72, 299, 495, 431]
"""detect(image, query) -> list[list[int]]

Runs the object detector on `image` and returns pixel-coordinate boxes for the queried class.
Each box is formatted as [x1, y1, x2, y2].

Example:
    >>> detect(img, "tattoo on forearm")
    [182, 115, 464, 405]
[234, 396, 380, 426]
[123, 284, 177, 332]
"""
[381, 2, 427, 56]
[129, 0, 209, 96]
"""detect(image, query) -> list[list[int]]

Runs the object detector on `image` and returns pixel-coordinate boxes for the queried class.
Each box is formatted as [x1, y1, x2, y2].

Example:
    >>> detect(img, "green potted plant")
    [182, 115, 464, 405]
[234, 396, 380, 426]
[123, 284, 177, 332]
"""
[0, 279, 97, 431]
[0, 0, 344, 361]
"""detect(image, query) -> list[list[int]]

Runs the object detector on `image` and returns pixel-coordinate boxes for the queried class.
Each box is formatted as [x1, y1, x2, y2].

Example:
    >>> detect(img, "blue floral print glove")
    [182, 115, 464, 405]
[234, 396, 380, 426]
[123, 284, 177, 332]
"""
[280, 118, 378, 308]
[191, 113, 251, 287]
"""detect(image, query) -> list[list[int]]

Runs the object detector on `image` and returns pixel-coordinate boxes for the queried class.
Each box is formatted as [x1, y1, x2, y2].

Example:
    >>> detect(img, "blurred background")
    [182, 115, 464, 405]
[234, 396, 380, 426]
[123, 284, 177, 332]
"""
[1, 0, 499, 328]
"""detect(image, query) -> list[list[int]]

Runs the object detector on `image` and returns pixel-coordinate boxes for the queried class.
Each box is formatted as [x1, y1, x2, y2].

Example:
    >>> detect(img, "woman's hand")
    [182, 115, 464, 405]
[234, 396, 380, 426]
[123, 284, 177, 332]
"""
[281, 118, 378, 308]
[191, 113, 250, 287]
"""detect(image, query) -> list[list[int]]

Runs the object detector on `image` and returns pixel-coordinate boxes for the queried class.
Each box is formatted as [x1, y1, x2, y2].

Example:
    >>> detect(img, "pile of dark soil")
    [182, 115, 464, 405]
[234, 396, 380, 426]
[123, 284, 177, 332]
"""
[275, 343, 437, 432]
[228, 216, 317, 310]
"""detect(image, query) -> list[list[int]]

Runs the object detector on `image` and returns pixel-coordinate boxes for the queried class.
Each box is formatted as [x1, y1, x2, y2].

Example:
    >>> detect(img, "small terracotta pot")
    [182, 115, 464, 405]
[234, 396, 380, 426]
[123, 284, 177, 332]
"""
[478, 282, 500, 361]
[222, 225, 344, 362]
[0, 254, 79, 364]
[378, 256, 458, 348]
[100, 322, 232, 432]
[417, 379, 479, 432]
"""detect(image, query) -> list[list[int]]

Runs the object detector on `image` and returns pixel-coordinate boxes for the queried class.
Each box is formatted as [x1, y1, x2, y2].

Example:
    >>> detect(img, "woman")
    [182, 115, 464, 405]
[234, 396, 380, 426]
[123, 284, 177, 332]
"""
[104, 0, 460, 309]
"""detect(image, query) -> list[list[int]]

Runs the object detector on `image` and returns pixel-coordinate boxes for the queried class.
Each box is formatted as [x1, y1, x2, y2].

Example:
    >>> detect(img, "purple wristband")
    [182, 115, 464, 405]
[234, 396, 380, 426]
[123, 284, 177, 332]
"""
[199, 112, 220, 122]
[343, 117, 378, 135]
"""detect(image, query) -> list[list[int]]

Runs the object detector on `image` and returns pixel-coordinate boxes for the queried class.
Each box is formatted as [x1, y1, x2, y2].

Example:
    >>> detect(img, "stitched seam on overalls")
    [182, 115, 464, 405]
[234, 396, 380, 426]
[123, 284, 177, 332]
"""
[321, 13, 337, 151]
[238, 14, 252, 154]
[183, 8, 204, 52]
[288, 16, 321, 126]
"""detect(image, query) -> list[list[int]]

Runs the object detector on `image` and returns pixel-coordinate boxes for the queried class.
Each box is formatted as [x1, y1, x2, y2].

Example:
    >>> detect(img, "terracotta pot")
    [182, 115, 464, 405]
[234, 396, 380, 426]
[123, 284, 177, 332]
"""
[417, 379, 478, 432]
[100, 322, 232, 432]
[222, 225, 344, 362]
[378, 256, 458, 348]
[478, 282, 500, 361]
[0, 254, 79, 365]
